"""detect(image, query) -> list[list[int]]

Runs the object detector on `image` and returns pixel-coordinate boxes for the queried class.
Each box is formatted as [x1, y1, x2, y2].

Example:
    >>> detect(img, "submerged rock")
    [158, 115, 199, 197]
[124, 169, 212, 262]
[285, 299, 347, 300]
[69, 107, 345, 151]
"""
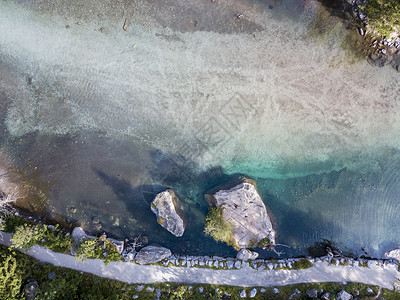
[151, 189, 185, 237]
[134, 245, 172, 265]
[236, 249, 259, 261]
[206, 178, 276, 249]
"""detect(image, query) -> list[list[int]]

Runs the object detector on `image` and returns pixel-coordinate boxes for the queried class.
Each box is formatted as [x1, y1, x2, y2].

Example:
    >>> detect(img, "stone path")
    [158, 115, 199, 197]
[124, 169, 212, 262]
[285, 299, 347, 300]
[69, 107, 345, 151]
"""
[0, 232, 398, 289]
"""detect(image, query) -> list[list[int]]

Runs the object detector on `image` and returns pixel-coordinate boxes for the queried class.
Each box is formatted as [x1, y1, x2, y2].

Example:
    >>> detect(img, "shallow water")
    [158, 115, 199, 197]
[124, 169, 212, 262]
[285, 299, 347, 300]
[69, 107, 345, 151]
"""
[0, 0, 399, 257]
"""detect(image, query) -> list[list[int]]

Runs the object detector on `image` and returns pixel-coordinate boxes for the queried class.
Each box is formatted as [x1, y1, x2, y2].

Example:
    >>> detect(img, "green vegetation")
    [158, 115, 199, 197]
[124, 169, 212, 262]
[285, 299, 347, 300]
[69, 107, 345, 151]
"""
[291, 258, 313, 270]
[10, 223, 72, 253]
[361, 0, 400, 38]
[75, 237, 122, 265]
[1, 244, 399, 299]
[204, 206, 237, 250]
[256, 237, 271, 249]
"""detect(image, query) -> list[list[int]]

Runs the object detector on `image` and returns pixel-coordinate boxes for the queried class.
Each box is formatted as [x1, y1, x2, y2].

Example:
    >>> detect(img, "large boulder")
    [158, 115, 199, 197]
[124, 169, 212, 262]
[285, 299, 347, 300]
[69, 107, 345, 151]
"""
[206, 179, 276, 250]
[151, 189, 185, 237]
[134, 245, 172, 265]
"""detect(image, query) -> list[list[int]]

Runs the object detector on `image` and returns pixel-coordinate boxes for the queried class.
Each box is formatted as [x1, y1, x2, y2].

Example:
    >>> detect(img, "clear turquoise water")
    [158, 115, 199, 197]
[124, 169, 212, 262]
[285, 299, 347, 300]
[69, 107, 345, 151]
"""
[0, 0, 400, 258]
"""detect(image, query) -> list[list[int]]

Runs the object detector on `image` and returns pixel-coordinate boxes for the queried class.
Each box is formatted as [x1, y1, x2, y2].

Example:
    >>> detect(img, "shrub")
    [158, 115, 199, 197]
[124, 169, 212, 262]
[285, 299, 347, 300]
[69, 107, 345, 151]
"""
[10, 223, 72, 253]
[0, 249, 23, 299]
[291, 258, 313, 270]
[75, 238, 121, 265]
[204, 206, 236, 249]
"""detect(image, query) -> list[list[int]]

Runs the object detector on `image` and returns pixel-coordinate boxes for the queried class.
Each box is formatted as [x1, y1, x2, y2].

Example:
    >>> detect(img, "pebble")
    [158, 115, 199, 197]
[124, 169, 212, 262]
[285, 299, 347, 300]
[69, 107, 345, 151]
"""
[226, 260, 234, 269]
[135, 285, 144, 292]
[366, 287, 373, 293]
[146, 286, 154, 292]
[273, 288, 280, 294]
[321, 292, 331, 300]
[289, 288, 301, 299]
[198, 287, 204, 293]
[155, 288, 161, 300]
[336, 290, 353, 300]
[260, 288, 266, 293]
[239, 290, 246, 298]
[250, 288, 257, 298]
[132, 296, 138, 299]
[234, 261, 241, 269]
[306, 288, 318, 298]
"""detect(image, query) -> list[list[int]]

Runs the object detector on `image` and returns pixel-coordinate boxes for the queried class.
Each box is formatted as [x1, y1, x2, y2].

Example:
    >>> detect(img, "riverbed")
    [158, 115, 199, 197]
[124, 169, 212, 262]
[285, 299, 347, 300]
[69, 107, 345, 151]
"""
[0, 0, 399, 258]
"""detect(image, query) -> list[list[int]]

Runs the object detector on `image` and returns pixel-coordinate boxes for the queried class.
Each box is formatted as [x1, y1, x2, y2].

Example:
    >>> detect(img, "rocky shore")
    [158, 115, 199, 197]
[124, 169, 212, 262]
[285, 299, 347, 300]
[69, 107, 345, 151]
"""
[343, 0, 400, 70]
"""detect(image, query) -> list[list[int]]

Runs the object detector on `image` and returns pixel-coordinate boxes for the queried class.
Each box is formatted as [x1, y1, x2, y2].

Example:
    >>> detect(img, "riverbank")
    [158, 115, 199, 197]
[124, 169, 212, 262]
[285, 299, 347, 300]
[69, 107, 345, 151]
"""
[1, 231, 399, 292]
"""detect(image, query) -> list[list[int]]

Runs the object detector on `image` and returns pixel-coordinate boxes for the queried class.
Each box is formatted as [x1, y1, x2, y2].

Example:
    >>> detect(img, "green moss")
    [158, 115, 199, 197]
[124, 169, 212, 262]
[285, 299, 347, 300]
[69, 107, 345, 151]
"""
[204, 206, 237, 250]
[361, 0, 400, 38]
[157, 216, 165, 225]
[256, 237, 271, 248]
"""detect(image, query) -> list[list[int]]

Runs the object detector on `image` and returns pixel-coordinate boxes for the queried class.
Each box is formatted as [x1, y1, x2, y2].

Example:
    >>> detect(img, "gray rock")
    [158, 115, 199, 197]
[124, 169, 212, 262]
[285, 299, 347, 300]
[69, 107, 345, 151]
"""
[239, 290, 246, 298]
[134, 245, 172, 265]
[366, 287, 373, 293]
[237, 249, 259, 261]
[199, 287, 204, 293]
[321, 292, 331, 300]
[385, 248, 400, 260]
[260, 288, 266, 293]
[206, 180, 276, 249]
[273, 288, 280, 294]
[213, 260, 219, 268]
[250, 288, 257, 298]
[71, 227, 89, 243]
[306, 288, 318, 298]
[24, 279, 39, 300]
[132, 296, 139, 299]
[135, 285, 144, 292]
[155, 288, 161, 300]
[108, 238, 124, 254]
[288, 288, 301, 299]
[151, 190, 185, 237]
[227, 260, 234, 269]
[123, 250, 136, 262]
[234, 260, 241, 269]
[146, 286, 154, 292]
[336, 290, 353, 300]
